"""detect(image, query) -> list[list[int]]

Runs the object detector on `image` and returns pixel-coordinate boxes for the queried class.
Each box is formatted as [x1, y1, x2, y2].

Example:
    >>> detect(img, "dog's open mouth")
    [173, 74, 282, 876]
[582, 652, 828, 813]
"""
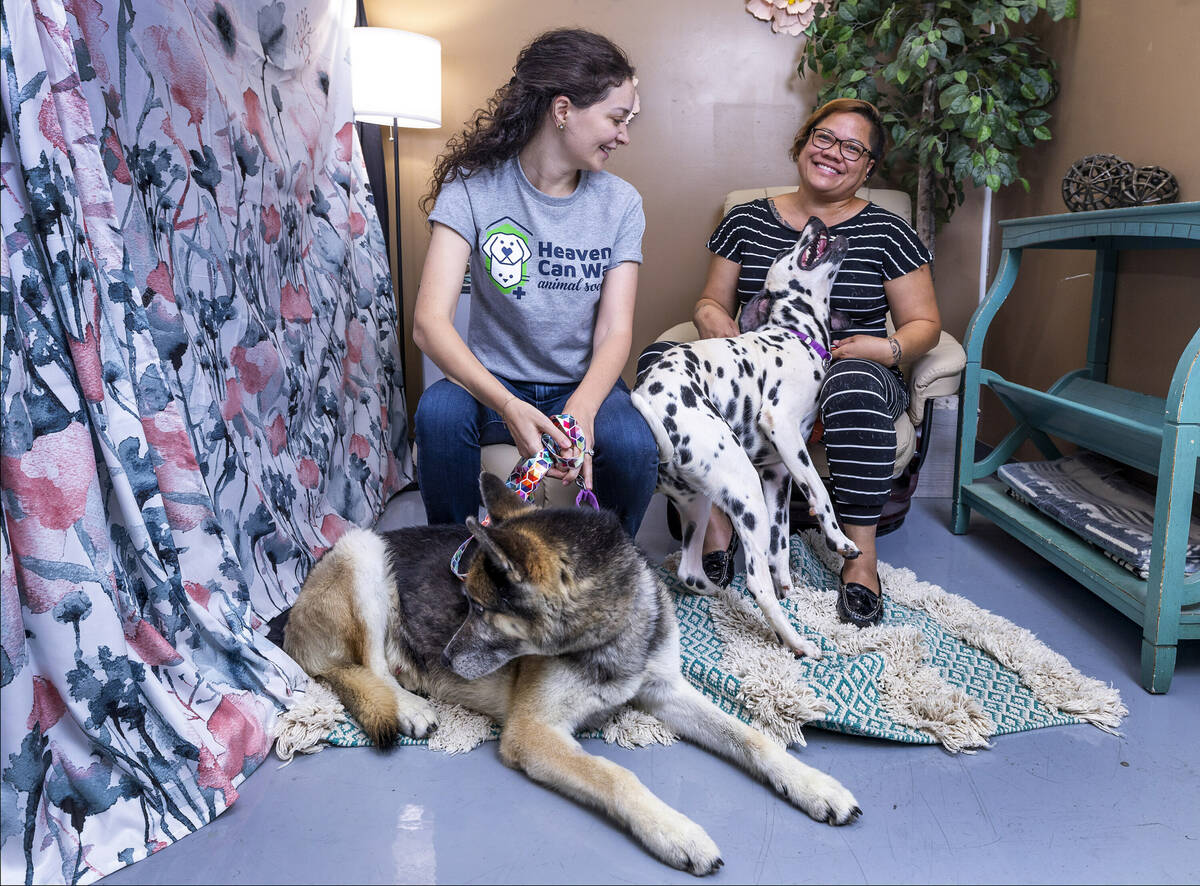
[799, 230, 830, 271]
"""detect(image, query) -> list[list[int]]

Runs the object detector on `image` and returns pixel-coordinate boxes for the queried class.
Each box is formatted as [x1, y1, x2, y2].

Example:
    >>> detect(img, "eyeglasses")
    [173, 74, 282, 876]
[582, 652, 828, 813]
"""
[809, 127, 873, 162]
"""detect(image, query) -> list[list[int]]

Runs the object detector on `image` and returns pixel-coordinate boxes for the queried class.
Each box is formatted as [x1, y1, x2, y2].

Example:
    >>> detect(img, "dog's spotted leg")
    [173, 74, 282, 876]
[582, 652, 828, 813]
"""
[706, 462, 821, 659]
[761, 425, 859, 561]
[635, 672, 861, 826]
[672, 488, 720, 596]
[758, 465, 794, 600]
[499, 714, 724, 875]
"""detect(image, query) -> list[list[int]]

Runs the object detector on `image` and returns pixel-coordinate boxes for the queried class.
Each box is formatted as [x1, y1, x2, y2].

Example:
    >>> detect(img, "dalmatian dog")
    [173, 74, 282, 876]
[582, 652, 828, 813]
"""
[482, 231, 531, 289]
[632, 216, 860, 657]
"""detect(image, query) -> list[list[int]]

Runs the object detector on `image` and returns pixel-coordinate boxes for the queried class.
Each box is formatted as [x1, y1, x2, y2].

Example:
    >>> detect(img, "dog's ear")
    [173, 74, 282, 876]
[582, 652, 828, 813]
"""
[738, 292, 773, 334]
[465, 517, 524, 582]
[479, 472, 535, 523]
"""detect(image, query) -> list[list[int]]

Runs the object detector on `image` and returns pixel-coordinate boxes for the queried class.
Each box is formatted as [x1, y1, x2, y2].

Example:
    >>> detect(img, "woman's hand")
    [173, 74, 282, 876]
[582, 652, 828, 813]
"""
[830, 334, 898, 366]
[557, 399, 596, 489]
[694, 300, 739, 339]
[500, 397, 570, 465]
[692, 255, 742, 340]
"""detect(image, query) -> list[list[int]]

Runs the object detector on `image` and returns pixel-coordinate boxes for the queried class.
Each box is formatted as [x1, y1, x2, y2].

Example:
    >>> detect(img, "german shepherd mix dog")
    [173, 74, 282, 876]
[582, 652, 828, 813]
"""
[632, 216, 859, 658]
[284, 473, 860, 875]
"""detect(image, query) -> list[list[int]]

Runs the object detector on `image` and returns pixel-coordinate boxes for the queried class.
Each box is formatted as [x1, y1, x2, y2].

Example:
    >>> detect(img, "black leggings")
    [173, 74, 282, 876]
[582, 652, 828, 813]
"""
[818, 358, 908, 525]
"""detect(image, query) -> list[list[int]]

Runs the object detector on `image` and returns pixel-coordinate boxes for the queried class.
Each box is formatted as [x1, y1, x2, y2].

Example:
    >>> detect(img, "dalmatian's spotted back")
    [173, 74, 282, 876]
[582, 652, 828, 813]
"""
[632, 216, 860, 657]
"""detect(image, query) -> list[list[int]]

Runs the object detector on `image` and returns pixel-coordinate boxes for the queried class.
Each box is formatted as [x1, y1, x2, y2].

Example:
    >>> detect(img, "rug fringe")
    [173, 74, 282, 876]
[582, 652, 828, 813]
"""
[272, 680, 344, 764]
[879, 563, 1129, 731]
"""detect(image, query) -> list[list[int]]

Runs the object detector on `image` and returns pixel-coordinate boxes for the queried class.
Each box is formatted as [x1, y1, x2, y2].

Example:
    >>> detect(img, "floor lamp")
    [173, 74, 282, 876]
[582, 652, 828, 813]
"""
[350, 27, 442, 394]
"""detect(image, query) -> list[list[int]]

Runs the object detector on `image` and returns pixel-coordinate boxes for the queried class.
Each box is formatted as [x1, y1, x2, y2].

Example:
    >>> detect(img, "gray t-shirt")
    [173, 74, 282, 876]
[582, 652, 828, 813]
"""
[429, 156, 644, 383]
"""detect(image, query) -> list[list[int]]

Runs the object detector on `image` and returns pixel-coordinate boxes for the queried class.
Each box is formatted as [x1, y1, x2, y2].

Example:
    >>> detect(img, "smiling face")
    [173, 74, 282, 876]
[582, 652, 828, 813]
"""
[560, 78, 639, 172]
[797, 110, 876, 200]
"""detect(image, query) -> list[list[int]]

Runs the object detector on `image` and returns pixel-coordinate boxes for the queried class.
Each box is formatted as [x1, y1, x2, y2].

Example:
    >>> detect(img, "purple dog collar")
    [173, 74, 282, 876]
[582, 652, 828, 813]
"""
[786, 327, 831, 362]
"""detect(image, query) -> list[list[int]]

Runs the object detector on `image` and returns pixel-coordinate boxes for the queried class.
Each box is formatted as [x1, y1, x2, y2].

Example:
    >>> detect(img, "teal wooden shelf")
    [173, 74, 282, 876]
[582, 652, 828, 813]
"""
[952, 201, 1200, 693]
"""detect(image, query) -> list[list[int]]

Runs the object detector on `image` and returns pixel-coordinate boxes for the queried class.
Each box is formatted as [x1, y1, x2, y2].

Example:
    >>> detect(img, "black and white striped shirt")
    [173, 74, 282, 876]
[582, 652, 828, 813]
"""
[706, 199, 931, 339]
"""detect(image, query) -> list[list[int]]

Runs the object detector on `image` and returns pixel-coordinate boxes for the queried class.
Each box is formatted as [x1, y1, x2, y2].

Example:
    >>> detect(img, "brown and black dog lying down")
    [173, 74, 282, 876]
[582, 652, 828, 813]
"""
[284, 473, 860, 875]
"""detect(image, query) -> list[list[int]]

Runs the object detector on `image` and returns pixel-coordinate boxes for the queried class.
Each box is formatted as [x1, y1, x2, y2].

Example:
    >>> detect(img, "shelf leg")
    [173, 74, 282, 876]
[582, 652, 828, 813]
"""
[1140, 639, 1176, 694]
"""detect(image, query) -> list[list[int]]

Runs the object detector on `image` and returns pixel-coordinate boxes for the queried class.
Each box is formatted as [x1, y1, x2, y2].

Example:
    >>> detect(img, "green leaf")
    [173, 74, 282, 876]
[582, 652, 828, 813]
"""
[978, 123, 992, 140]
[1033, 125, 1051, 139]
[954, 70, 969, 84]
[969, 95, 983, 113]
[850, 69, 868, 82]
[897, 68, 910, 85]
[986, 173, 1001, 189]
[985, 146, 1001, 164]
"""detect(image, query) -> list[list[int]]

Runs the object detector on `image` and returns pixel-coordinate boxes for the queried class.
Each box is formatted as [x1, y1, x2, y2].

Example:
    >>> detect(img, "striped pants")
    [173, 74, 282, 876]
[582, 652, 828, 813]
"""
[818, 358, 908, 525]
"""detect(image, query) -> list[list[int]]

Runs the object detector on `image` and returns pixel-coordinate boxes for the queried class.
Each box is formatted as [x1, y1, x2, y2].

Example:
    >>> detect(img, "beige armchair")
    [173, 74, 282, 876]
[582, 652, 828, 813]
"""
[652, 185, 966, 533]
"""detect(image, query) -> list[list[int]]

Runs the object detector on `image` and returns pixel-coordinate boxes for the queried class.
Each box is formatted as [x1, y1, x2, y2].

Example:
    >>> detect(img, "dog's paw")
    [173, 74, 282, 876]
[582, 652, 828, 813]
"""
[639, 809, 724, 876]
[396, 695, 439, 740]
[781, 631, 822, 661]
[679, 571, 719, 597]
[775, 764, 861, 826]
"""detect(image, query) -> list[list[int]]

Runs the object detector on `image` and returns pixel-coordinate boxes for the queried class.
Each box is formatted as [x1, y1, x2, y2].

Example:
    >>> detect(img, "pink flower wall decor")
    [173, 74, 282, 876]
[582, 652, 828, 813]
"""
[745, 0, 822, 36]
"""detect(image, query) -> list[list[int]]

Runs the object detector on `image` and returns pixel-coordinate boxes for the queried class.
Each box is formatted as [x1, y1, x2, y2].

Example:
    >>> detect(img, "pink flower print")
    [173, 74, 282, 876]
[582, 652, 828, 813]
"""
[261, 205, 281, 243]
[145, 262, 175, 303]
[266, 414, 287, 456]
[38, 94, 68, 154]
[207, 691, 270, 780]
[2, 422, 96, 531]
[124, 620, 184, 667]
[349, 434, 369, 460]
[242, 88, 278, 165]
[184, 581, 212, 608]
[320, 512, 351, 545]
[349, 211, 366, 238]
[64, 0, 112, 82]
[102, 128, 131, 185]
[229, 341, 280, 395]
[297, 457, 320, 489]
[196, 746, 238, 805]
[345, 317, 364, 364]
[220, 378, 246, 423]
[67, 318, 104, 403]
[279, 281, 312, 322]
[334, 121, 354, 162]
[146, 26, 209, 127]
[28, 676, 68, 732]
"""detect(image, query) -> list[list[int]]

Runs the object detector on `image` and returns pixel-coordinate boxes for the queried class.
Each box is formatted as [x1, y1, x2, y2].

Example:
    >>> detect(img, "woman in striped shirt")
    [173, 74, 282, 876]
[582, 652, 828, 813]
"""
[659, 98, 941, 627]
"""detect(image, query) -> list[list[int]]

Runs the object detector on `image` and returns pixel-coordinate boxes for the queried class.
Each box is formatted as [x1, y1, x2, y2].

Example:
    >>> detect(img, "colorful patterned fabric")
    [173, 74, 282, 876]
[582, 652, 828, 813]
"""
[1, 1, 409, 882]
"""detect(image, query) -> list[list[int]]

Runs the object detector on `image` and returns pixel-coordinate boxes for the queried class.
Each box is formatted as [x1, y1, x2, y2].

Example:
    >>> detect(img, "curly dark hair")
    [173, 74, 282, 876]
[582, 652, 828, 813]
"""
[420, 29, 635, 215]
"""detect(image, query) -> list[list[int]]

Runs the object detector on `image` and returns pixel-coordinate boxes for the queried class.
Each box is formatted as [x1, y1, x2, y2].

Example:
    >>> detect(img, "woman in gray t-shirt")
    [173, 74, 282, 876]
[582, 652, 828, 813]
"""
[412, 29, 657, 538]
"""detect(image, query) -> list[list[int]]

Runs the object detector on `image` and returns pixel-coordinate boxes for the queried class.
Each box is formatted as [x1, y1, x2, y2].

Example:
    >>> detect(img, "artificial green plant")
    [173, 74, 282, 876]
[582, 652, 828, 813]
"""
[800, 0, 1076, 258]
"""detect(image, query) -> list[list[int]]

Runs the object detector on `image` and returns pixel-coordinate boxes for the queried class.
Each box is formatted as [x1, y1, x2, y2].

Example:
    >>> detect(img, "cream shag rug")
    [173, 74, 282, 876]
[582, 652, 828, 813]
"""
[272, 532, 1126, 761]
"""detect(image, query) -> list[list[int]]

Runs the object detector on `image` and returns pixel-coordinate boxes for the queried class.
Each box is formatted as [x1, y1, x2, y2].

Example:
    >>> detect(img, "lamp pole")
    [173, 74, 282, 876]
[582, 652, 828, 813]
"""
[391, 116, 406, 390]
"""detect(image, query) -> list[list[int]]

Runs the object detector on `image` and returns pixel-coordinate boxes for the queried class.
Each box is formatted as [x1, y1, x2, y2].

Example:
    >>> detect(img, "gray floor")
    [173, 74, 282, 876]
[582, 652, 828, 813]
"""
[100, 493, 1199, 885]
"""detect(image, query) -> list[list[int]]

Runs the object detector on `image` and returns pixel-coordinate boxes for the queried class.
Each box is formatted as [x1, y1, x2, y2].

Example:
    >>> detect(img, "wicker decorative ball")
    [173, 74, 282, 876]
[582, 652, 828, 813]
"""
[1120, 165, 1180, 207]
[1061, 154, 1133, 212]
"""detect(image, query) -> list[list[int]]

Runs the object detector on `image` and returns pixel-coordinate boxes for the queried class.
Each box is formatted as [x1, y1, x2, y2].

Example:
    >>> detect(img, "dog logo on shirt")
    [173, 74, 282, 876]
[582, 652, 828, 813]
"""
[482, 218, 532, 295]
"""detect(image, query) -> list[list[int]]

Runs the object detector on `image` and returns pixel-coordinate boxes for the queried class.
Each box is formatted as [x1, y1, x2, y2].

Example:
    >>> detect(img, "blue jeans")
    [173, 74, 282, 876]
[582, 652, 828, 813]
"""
[414, 376, 658, 538]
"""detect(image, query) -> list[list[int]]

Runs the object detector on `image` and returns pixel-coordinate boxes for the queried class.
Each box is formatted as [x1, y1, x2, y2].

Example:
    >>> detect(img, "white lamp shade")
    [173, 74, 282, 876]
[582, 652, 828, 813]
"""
[351, 27, 441, 128]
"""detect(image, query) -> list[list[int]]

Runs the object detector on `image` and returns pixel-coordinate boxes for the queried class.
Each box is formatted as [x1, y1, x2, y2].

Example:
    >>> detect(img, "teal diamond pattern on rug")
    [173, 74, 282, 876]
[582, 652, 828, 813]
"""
[321, 534, 1092, 749]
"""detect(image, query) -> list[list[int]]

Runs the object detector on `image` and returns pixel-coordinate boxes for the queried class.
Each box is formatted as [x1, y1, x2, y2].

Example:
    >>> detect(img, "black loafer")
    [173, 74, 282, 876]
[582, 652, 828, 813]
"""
[702, 534, 741, 588]
[836, 578, 883, 628]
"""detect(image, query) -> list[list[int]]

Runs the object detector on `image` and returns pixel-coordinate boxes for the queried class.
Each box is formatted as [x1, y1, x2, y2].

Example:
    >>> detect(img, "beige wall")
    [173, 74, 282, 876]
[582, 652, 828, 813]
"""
[980, 0, 1200, 450]
[365, 0, 986, 406]
[365, 0, 1197, 449]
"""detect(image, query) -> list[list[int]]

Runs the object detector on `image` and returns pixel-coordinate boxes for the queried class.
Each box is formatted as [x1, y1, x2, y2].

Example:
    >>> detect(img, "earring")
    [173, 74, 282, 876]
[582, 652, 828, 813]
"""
[557, 114, 566, 130]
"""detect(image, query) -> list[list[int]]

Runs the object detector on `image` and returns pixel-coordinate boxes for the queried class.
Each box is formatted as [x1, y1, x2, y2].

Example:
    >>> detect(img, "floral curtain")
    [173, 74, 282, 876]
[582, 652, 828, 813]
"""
[0, 0, 410, 882]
